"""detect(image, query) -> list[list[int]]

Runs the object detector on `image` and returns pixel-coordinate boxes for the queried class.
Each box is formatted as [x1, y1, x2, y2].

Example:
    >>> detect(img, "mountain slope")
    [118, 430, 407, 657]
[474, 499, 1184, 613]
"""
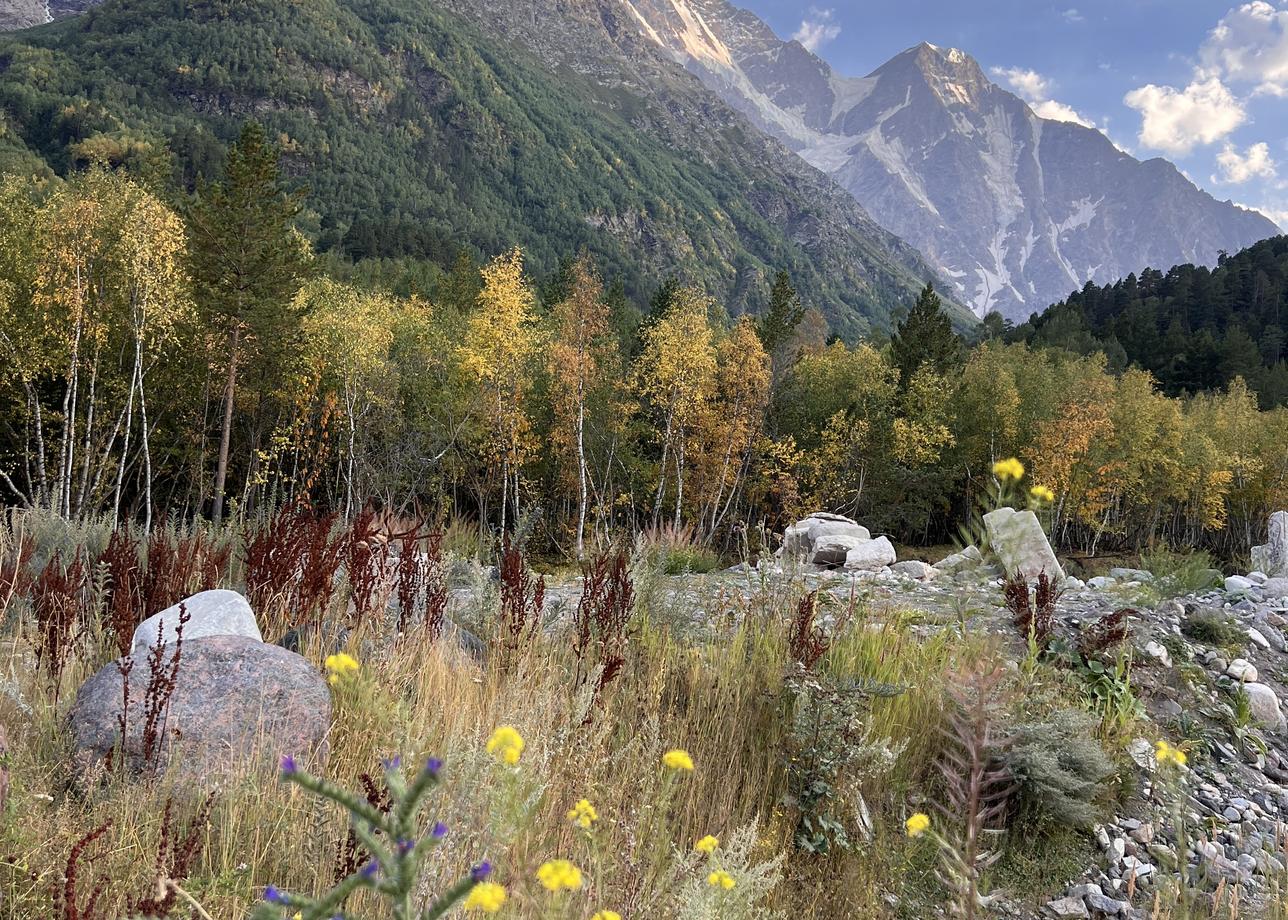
[0, 0, 961, 336]
[623, 0, 1281, 320]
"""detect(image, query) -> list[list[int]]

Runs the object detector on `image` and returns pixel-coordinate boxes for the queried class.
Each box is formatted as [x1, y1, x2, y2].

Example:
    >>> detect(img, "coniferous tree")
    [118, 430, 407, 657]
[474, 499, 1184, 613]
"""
[757, 270, 805, 359]
[188, 122, 310, 525]
[889, 282, 961, 388]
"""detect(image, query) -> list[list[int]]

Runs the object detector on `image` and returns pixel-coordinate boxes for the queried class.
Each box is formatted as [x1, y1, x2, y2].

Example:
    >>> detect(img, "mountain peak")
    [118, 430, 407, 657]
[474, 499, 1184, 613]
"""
[875, 42, 989, 108]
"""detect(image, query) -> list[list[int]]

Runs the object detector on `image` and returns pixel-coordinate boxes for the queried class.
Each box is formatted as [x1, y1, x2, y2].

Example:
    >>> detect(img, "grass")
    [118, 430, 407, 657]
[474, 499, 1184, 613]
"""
[1, 509, 1283, 918]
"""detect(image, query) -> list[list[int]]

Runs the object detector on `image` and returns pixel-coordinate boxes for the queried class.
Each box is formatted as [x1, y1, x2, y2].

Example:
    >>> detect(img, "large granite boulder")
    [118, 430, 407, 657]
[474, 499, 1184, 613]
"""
[69, 635, 329, 781]
[984, 507, 1065, 582]
[132, 589, 260, 653]
[844, 536, 897, 572]
[934, 545, 984, 574]
[781, 513, 870, 561]
[1251, 512, 1288, 577]
[1243, 683, 1285, 729]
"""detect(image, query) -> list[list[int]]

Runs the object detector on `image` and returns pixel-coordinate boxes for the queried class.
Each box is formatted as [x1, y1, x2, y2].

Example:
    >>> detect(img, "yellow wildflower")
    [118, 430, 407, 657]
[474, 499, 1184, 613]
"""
[591, 912, 622, 920]
[463, 882, 507, 913]
[1029, 485, 1055, 503]
[662, 749, 694, 771]
[566, 798, 598, 830]
[486, 726, 525, 765]
[707, 870, 736, 890]
[694, 834, 719, 855]
[536, 859, 583, 892]
[324, 653, 360, 685]
[1155, 740, 1188, 767]
[993, 458, 1025, 482]
[905, 812, 931, 837]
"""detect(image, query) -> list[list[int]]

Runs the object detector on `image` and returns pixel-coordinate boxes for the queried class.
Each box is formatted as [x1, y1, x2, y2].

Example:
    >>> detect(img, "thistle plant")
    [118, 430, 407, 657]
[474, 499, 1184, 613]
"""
[251, 755, 496, 920]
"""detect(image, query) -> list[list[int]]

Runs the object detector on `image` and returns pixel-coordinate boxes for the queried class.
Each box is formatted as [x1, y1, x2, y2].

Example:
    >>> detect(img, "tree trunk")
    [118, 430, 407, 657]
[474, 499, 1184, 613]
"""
[212, 325, 241, 526]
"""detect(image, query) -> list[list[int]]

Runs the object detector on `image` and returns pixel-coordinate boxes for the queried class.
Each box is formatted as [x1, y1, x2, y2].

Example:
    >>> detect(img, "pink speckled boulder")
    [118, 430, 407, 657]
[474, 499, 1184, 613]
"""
[68, 635, 330, 781]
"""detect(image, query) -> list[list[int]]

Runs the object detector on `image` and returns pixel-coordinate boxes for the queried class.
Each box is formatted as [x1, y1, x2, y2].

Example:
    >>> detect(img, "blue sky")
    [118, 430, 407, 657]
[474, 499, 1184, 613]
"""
[740, 1, 1288, 230]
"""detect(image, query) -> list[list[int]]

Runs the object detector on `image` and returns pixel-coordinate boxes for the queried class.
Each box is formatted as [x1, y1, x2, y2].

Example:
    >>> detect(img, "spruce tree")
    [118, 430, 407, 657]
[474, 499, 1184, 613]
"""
[889, 282, 961, 388]
[757, 270, 805, 356]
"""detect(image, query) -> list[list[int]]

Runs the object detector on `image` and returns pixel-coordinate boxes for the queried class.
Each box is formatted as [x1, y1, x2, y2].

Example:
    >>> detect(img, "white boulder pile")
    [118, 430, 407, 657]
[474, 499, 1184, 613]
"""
[779, 512, 898, 574]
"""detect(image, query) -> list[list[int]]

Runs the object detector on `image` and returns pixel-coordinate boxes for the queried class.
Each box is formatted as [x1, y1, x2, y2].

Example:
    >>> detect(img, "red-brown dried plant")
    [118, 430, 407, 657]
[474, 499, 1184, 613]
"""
[334, 772, 392, 881]
[32, 549, 90, 687]
[141, 524, 231, 614]
[54, 821, 111, 920]
[108, 656, 134, 773]
[0, 528, 34, 621]
[346, 509, 393, 628]
[498, 536, 543, 655]
[1004, 571, 1058, 650]
[787, 590, 830, 671]
[1079, 608, 1133, 658]
[395, 523, 427, 634]
[243, 504, 310, 626]
[423, 529, 447, 641]
[297, 512, 345, 626]
[572, 548, 633, 700]
[140, 604, 189, 769]
[935, 665, 1015, 920]
[99, 530, 143, 656]
[129, 794, 215, 916]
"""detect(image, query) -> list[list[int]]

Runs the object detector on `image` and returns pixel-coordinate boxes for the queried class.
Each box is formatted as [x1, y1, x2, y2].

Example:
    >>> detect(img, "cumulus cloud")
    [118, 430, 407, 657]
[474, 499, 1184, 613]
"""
[991, 66, 1096, 127]
[1123, 76, 1246, 155]
[792, 8, 841, 53]
[1200, 1, 1288, 96]
[1062, 8, 1085, 23]
[1214, 141, 1278, 182]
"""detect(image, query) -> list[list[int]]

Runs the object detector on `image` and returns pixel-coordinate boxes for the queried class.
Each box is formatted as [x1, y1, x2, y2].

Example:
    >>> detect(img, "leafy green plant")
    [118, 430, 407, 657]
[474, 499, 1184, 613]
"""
[1182, 610, 1246, 656]
[250, 756, 494, 920]
[1139, 547, 1222, 599]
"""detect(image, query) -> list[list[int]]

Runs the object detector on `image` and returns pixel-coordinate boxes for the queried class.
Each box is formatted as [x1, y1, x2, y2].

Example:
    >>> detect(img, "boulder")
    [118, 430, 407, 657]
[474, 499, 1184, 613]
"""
[132, 589, 260, 653]
[781, 513, 870, 560]
[983, 507, 1065, 582]
[891, 560, 936, 580]
[844, 536, 897, 572]
[1243, 683, 1285, 729]
[1264, 578, 1288, 600]
[811, 534, 871, 566]
[1226, 659, 1258, 682]
[69, 635, 330, 781]
[934, 545, 983, 574]
[1251, 511, 1288, 577]
[1225, 575, 1254, 595]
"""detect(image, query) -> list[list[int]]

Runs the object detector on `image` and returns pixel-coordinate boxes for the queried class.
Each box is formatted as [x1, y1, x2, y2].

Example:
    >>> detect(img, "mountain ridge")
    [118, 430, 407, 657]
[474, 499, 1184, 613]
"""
[621, 1, 1281, 319]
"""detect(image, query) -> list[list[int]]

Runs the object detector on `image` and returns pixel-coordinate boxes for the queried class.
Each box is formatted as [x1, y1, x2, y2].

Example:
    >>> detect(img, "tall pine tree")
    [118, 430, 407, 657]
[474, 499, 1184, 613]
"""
[889, 282, 961, 388]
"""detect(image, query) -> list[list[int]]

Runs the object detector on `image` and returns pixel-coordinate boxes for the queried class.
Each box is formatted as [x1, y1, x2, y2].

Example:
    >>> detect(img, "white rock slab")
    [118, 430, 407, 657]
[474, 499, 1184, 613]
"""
[131, 589, 261, 653]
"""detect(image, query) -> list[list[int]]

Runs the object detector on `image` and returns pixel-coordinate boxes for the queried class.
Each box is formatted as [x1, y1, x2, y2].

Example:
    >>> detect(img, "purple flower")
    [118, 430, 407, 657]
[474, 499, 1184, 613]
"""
[264, 885, 288, 904]
[425, 757, 442, 777]
[360, 859, 380, 879]
[471, 860, 492, 881]
[397, 838, 414, 855]
[431, 821, 449, 839]
[383, 755, 402, 771]
[279, 755, 297, 775]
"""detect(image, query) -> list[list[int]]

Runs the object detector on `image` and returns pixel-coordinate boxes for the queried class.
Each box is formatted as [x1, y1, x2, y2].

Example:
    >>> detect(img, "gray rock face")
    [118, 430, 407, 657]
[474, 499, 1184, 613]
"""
[131, 589, 261, 653]
[0, 0, 48, 30]
[626, 3, 1280, 320]
[68, 635, 330, 780]
[844, 535, 896, 572]
[1252, 512, 1288, 577]
[984, 507, 1064, 581]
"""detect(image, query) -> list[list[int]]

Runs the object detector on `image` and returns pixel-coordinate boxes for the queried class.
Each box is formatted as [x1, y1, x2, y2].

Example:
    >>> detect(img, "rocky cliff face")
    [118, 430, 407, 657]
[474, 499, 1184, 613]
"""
[624, 1, 1282, 319]
[0, 0, 49, 31]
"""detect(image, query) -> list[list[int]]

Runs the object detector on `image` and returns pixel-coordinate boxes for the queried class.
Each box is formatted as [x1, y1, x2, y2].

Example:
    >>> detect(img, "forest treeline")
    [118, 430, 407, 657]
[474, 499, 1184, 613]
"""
[1, 126, 1286, 561]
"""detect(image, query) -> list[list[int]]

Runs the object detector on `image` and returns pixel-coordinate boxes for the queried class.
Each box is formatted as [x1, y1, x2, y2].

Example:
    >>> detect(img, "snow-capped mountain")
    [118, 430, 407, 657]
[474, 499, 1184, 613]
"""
[623, 0, 1281, 319]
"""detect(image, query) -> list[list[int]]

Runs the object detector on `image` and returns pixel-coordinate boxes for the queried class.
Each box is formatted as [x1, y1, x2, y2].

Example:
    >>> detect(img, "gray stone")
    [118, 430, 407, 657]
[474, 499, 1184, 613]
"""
[782, 513, 870, 560]
[1143, 641, 1172, 668]
[132, 589, 260, 653]
[1110, 568, 1152, 582]
[811, 534, 871, 566]
[68, 635, 330, 781]
[1086, 892, 1129, 917]
[1248, 627, 1271, 650]
[984, 507, 1065, 581]
[843, 536, 897, 572]
[891, 560, 936, 580]
[1243, 683, 1285, 729]
[1089, 576, 1117, 590]
[1227, 659, 1258, 682]
[934, 545, 983, 573]
[1046, 896, 1090, 918]
[1263, 577, 1288, 600]
[1251, 511, 1288, 577]
[1225, 575, 1254, 594]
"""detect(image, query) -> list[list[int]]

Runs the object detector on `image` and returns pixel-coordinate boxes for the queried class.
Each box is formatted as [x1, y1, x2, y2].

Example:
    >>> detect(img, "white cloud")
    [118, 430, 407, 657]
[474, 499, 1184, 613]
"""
[1123, 76, 1246, 155]
[991, 66, 1096, 127]
[1062, 8, 1085, 23]
[792, 8, 841, 53]
[1214, 141, 1278, 182]
[1200, 1, 1288, 95]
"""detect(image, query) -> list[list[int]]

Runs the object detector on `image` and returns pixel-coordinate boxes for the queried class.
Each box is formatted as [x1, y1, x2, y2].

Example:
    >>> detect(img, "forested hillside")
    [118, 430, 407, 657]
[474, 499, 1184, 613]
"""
[0, 0, 957, 335]
[1013, 236, 1288, 407]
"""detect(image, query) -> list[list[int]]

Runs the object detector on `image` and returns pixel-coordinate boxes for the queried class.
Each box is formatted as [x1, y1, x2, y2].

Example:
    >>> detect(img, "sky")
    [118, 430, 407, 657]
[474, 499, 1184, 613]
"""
[738, 1, 1288, 231]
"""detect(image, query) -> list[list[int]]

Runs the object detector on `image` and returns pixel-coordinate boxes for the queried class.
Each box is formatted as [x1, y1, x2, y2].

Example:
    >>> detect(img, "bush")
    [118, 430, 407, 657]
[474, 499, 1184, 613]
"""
[1004, 708, 1113, 831]
[1182, 610, 1246, 654]
[640, 523, 721, 575]
[1140, 547, 1222, 598]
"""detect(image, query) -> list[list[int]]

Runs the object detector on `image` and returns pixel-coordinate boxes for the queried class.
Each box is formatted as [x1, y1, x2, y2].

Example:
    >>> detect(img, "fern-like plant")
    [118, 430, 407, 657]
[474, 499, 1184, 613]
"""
[251, 755, 495, 920]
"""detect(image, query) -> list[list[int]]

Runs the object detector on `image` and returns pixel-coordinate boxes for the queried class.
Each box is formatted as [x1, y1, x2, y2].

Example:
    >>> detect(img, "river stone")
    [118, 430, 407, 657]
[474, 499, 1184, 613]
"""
[782, 513, 870, 559]
[935, 545, 983, 573]
[983, 507, 1065, 582]
[891, 560, 936, 580]
[132, 589, 260, 653]
[811, 534, 871, 566]
[1263, 578, 1288, 600]
[844, 536, 897, 572]
[69, 635, 329, 781]
[1225, 575, 1254, 595]
[1244, 683, 1285, 729]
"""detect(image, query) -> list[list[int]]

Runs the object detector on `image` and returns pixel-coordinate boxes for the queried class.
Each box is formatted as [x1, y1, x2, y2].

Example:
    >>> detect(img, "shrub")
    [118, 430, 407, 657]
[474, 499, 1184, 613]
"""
[1182, 610, 1246, 654]
[640, 523, 720, 575]
[1140, 547, 1222, 598]
[1004, 708, 1113, 831]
